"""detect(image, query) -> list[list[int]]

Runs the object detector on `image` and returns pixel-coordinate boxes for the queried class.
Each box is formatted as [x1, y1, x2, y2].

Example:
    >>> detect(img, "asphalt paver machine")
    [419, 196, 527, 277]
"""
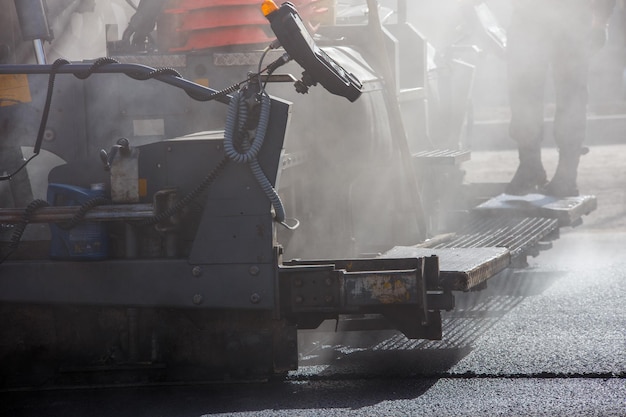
[0, 0, 596, 387]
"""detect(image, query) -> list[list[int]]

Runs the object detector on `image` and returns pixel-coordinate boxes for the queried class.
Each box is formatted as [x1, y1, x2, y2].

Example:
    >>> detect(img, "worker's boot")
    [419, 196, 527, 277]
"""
[543, 148, 584, 197]
[505, 147, 547, 195]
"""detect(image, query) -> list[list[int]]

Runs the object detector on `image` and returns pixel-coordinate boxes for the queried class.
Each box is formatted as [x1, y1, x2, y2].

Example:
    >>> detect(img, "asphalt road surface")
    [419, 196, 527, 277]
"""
[2, 145, 625, 416]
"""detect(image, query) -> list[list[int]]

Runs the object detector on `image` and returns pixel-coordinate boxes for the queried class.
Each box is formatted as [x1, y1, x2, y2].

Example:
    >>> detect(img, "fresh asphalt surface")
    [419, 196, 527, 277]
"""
[1, 146, 625, 416]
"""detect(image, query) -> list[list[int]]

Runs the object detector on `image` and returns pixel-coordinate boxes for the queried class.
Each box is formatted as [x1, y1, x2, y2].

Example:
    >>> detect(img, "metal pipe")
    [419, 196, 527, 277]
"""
[32, 39, 46, 64]
[0, 203, 154, 224]
[0, 63, 232, 105]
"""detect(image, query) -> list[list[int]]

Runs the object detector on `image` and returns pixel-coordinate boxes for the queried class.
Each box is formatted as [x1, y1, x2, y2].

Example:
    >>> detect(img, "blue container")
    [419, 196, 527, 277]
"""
[47, 183, 109, 260]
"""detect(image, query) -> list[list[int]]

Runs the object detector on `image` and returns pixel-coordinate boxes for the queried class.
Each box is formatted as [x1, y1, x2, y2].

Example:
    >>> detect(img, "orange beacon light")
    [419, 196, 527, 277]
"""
[261, 0, 279, 17]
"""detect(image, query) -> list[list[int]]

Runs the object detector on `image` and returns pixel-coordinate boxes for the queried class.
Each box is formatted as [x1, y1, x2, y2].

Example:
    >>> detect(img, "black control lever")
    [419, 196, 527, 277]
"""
[100, 137, 131, 171]
[263, 1, 362, 102]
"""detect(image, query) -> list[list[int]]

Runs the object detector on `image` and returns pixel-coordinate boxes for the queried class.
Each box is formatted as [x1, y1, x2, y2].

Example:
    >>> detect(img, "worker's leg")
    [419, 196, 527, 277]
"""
[505, 13, 550, 195]
[544, 15, 592, 197]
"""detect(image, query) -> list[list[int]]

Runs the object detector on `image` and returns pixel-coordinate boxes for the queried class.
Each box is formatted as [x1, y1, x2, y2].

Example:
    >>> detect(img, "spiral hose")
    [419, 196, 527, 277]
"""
[223, 90, 296, 229]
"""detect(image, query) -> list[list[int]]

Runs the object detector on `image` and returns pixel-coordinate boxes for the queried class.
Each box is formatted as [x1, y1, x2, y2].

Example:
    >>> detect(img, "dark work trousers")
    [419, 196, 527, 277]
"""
[507, 3, 593, 152]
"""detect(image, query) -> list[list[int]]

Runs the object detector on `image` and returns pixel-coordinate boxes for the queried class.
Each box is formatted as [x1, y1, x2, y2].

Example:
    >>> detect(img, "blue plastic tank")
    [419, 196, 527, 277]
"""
[47, 183, 109, 260]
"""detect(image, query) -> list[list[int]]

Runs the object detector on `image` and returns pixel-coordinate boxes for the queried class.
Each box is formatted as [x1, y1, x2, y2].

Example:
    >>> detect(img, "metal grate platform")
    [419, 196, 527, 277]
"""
[383, 246, 510, 291]
[412, 149, 471, 166]
[473, 193, 597, 227]
[382, 214, 559, 291]
[435, 215, 559, 257]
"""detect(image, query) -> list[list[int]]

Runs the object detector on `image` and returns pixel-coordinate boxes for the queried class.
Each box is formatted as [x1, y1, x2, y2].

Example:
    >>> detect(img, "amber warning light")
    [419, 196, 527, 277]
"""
[261, 0, 279, 17]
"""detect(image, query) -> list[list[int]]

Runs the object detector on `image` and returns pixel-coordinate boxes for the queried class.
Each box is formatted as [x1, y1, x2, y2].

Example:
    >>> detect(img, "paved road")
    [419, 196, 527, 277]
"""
[2, 231, 624, 416]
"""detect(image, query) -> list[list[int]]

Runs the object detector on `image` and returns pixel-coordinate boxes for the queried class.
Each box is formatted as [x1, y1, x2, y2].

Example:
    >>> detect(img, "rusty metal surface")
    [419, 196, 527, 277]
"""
[344, 270, 422, 306]
[382, 246, 510, 291]
[281, 257, 428, 310]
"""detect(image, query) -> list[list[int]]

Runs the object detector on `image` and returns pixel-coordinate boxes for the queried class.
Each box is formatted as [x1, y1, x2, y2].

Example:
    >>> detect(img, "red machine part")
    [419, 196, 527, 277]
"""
[159, 0, 331, 52]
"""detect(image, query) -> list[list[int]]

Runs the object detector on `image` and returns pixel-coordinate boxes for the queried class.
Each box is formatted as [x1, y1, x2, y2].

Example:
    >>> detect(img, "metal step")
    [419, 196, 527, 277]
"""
[435, 215, 559, 258]
[472, 193, 597, 227]
[379, 190, 594, 292]
[412, 149, 471, 166]
[382, 246, 510, 292]
[382, 214, 560, 291]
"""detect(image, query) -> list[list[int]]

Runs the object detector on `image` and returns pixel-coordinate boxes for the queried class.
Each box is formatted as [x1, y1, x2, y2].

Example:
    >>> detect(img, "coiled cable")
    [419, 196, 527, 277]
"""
[0, 196, 109, 264]
[138, 156, 230, 227]
[74, 57, 120, 79]
[58, 197, 110, 230]
[223, 89, 298, 230]
[3, 199, 50, 262]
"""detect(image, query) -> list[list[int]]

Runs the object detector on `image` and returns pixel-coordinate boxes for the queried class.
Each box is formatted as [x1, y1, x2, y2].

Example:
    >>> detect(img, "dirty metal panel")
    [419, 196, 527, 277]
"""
[473, 193, 597, 227]
[283, 257, 425, 274]
[382, 246, 510, 291]
[344, 269, 422, 306]
[0, 260, 276, 309]
[280, 258, 437, 339]
[280, 265, 342, 313]
[280, 257, 428, 311]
